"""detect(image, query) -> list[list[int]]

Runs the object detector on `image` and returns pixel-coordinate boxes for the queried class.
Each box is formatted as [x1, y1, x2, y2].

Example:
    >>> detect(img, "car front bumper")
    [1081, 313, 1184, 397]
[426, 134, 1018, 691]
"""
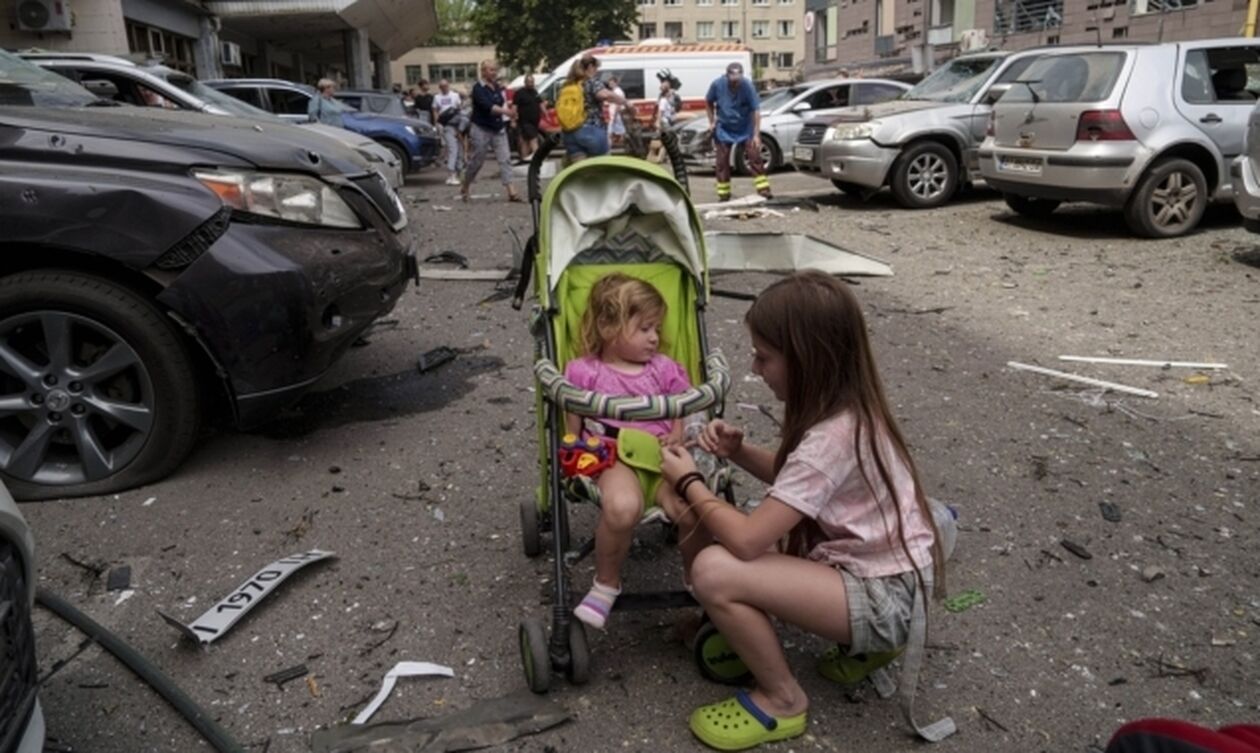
[409, 136, 440, 169]
[792, 138, 898, 188]
[978, 143, 1147, 206]
[157, 183, 416, 429]
[1231, 155, 1260, 231]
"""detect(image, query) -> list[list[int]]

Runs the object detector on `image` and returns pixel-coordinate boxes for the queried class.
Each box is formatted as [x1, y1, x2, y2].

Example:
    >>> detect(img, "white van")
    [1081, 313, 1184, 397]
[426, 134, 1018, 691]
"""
[524, 41, 753, 132]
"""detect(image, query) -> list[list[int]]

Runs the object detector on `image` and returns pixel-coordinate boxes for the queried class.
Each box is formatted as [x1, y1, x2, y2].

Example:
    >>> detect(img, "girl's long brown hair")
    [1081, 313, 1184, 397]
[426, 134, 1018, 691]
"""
[745, 271, 946, 598]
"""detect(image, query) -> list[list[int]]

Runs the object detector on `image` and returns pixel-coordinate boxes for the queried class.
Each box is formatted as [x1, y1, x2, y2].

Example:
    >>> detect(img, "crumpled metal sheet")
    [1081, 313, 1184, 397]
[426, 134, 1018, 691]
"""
[311, 692, 570, 753]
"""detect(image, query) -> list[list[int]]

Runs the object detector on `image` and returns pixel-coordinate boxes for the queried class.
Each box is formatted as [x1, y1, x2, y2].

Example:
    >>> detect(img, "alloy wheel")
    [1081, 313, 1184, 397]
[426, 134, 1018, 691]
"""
[1150, 171, 1199, 231]
[908, 153, 949, 201]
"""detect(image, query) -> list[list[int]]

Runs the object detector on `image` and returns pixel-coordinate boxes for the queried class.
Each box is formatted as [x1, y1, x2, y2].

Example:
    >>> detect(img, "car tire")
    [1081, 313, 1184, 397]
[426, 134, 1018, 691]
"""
[890, 141, 958, 209]
[379, 140, 411, 173]
[0, 271, 201, 500]
[1124, 158, 1208, 238]
[1004, 193, 1061, 219]
[737, 136, 780, 175]
[831, 180, 867, 198]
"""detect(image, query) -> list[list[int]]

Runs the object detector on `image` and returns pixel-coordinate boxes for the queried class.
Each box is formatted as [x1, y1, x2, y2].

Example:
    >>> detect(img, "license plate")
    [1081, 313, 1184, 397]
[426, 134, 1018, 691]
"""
[793, 146, 814, 162]
[999, 155, 1043, 174]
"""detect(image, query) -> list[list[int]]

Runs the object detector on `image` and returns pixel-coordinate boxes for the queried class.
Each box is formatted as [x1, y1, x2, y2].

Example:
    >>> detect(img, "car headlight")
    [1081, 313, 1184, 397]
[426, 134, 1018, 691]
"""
[827, 123, 874, 141]
[356, 148, 384, 164]
[194, 169, 361, 229]
[405, 125, 418, 136]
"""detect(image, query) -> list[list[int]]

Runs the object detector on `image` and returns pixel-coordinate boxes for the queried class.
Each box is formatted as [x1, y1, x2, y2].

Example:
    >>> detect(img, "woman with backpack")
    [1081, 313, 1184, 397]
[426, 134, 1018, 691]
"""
[557, 54, 625, 162]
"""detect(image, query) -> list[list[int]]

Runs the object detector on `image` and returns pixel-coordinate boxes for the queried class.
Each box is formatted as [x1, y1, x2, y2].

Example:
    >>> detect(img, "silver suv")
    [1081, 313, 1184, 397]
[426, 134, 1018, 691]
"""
[792, 48, 1093, 208]
[981, 39, 1260, 237]
[1231, 99, 1260, 232]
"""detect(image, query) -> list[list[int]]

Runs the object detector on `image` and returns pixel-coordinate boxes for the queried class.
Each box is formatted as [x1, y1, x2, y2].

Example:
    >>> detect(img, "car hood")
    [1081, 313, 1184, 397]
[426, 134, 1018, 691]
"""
[823, 98, 947, 123]
[0, 105, 372, 177]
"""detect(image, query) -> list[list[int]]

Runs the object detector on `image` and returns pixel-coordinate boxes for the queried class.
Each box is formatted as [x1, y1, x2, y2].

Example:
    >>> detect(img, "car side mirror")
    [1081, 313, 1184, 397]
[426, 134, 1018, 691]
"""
[984, 83, 1012, 105]
[792, 101, 813, 113]
[82, 79, 120, 99]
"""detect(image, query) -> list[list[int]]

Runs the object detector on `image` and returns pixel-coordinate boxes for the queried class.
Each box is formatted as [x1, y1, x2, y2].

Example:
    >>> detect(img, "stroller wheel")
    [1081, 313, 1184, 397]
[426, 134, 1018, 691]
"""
[693, 619, 752, 686]
[519, 619, 551, 694]
[566, 619, 591, 685]
[519, 497, 541, 558]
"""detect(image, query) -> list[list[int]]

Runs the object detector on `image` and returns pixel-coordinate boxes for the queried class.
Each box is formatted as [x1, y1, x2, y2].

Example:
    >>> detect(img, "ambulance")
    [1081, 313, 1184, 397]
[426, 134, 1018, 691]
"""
[521, 41, 753, 133]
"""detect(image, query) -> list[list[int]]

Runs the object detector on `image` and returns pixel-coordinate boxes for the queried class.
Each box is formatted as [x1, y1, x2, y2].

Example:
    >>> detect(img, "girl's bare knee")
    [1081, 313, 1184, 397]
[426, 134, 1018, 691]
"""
[601, 492, 643, 530]
[691, 545, 738, 601]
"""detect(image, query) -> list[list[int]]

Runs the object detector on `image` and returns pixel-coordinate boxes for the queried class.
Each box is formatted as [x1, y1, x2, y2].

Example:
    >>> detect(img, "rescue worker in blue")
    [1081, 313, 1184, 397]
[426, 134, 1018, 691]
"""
[705, 62, 771, 201]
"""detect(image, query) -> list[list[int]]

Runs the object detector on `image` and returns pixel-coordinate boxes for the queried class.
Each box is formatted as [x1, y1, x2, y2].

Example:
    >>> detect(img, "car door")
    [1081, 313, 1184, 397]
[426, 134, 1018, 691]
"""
[853, 82, 907, 106]
[268, 87, 315, 124]
[217, 85, 270, 113]
[1175, 43, 1260, 164]
[779, 83, 849, 151]
[966, 54, 1042, 165]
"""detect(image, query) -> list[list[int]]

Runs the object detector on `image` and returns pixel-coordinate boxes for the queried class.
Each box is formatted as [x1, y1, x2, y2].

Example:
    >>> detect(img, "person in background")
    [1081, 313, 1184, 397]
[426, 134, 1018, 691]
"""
[411, 79, 434, 124]
[705, 62, 771, 201]
[514, 74, 542, 162]
[462, 59, 521, 203]
[561, 54, 624, 162]
[606, 75, 627, 148]
[647, 74, 678, 164]
[432, 79, 464, 186]
[308, 78, 346, 127]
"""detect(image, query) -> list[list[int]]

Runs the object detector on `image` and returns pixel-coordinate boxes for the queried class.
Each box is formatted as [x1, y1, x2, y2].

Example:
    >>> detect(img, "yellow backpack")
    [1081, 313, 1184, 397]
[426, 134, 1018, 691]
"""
[556, 81, 587, 132]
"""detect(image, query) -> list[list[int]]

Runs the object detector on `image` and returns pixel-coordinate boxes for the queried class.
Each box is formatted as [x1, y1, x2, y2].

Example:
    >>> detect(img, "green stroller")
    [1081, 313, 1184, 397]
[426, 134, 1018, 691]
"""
[510, 133, 747, 693]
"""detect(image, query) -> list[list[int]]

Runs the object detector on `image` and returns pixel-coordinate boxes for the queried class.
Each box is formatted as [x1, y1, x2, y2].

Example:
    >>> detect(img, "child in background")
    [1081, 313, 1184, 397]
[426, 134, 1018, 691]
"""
[658, 270, 947, 751]
[565, 273, 693, 630]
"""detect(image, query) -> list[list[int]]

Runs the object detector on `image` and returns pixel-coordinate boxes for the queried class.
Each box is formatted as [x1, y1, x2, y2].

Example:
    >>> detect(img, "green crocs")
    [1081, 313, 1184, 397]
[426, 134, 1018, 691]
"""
[817, 646, 903, 685]
[689, 690, 807, 751]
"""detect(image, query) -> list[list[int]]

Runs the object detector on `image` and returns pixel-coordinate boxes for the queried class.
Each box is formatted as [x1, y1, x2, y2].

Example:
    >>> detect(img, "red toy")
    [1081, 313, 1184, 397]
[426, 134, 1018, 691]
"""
[559, 433, 617, 478]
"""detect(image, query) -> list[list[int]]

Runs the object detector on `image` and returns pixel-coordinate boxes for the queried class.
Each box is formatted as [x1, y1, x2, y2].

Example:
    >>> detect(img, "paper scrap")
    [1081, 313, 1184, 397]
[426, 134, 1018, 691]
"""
[352, 661, 455, 725]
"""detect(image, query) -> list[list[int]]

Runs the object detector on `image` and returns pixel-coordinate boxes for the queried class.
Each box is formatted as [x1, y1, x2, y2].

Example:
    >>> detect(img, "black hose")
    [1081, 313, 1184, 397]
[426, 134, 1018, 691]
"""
[35, 588, 246, 753]
[661, 130, 689, 194]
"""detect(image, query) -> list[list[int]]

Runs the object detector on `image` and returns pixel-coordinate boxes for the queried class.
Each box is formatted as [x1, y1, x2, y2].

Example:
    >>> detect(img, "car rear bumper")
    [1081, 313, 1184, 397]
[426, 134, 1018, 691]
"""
[793, 138, 897, 188]
[978, 143, 1146, 206]
[157, 187, 416, 429]
[1231, 155, 1260, 226]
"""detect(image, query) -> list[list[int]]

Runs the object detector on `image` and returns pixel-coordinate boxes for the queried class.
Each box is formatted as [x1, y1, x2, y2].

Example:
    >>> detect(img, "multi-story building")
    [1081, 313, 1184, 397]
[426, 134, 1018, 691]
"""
[634, 0, 806, 85]
[804, 0, 1253, 78]
[392, 44, 514, 94]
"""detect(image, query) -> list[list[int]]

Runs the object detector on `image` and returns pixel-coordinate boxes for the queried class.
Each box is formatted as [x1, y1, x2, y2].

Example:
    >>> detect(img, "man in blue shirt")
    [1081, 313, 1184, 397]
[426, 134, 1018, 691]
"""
[462, 59, 521, 203]
[705, 62, 771, 201]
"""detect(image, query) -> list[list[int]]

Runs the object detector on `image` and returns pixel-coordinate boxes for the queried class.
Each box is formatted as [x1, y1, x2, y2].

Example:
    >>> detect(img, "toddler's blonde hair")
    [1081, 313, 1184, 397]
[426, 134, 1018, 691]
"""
[578, 273, 667, 357]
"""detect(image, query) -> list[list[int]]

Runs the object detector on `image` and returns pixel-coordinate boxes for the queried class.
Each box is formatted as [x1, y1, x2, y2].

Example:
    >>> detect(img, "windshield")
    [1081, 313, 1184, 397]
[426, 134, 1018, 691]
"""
[0, 49, 98, 107]
[760, 86, 803, 112]
[163, 70, 284, 121]
[903, 56, 1001, 103]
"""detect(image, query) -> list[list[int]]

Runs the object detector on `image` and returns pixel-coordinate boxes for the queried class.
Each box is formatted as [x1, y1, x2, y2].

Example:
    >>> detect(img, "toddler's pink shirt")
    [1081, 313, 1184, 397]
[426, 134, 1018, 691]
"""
[563, 354, 691, 439]
[767, 411, 935, 578]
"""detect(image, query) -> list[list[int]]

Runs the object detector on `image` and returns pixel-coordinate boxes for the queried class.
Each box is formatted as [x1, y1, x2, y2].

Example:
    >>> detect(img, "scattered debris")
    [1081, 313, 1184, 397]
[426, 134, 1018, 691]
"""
[1007, 361, 1158, 399]
[285, 508, 319, 543]
[358, 620, 400, 657]
[1058, 356, 1229, 370]
[263, 664, 309, 689]
[1141, 565, 1166, 583]
[431, 205, 453, 211]
[703, 207, 786, 220]
[61, 552, 107, 578]
[1210, 636, 1237, 647]
[418, 268, 513, 281]
[158, 550, 337, 646]
[1060, 539, 1093, 560]
[307, 675, 322, 698]
[313, 692, 570, 753]
[1183, 374, 1212, 385]
[706, 231, 893, 277]
[352, 661, 455, 725]
[106, 565, 132, 592]
[1099, 502, 1122, 523]
[974, 706, 1009, 732]
[142, 496, 157, 507]
[944, 589, 986, 613]
[1147, 655, 1208, 684]
[417, 346, 458, 373]
[882, 306, 953, 316]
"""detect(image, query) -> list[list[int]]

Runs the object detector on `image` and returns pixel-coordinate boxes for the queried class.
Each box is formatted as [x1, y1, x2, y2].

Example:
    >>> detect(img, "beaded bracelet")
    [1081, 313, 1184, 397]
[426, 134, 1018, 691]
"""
[673, 471, 705, 501]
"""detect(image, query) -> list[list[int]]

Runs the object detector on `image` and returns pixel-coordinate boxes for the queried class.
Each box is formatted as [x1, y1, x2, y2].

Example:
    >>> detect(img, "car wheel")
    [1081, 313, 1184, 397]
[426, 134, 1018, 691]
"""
[831, 180, 867, 198]
[890, 141, 958, 209]
[737, 136, 780, 174]
[1124, 158, 1208, 238]
[0, 271, 201, 500]
[379, 140, 411, 173]
[1004, 193, 1061, 218]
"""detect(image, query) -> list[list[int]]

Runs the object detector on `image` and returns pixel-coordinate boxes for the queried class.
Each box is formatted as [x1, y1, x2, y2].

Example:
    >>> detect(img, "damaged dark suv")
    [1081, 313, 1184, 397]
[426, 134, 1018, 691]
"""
[0, 50, 416, 500]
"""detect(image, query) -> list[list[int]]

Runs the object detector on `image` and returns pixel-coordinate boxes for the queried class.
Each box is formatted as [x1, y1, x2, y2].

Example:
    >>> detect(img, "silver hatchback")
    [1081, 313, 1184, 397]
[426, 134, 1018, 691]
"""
[980, 39, 1260, 237]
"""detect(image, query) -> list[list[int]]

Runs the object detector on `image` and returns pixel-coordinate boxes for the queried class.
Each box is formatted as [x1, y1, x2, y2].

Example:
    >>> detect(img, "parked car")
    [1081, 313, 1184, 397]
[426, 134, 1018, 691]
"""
[1231, 98, 1260, 232]
[334, 88, 409, 118]
[205, 78, 440, 172]
[0, 50, 416, 499]
[0, 481, 43, 752]
[793, 48, 1095, 208]
[20, 53, 404, 188]
[677, 77, 910, 172]
[981, 39, 1260, 238]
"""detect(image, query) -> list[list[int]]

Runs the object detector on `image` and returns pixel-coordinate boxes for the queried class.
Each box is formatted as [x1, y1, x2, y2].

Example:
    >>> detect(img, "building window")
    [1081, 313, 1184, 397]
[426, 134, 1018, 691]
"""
[640, 22, 658, 38]
[430, 63, 479, 83]
[776, 52, 795, 68]
[405, 65, 426, 85]
[697, 20, 715, 37]
[994, 0, 1063, 32]
[664, 21, 684, 38]
[778, 19, 795, 37]
[753, 52, 771, 70]
[721, 20, 740, 37]
[125, 21, 195, 73]
[664, 0, 683, 5]
[752, 20, 770, 37]
[721, 0, 739, 6]
[697, 0, 713, 5]
[779, 0, 794, 4]
[752, 0, 769, 5]
[638, 0, 656, 5]
[1131, 0, 1198, 12]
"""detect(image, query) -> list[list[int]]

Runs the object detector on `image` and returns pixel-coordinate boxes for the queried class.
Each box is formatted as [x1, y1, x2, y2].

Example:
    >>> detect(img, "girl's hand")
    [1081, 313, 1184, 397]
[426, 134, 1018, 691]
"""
[699, 420, 744, 459]
[656, 488, 688, 523]
[660, 445, 698, 485]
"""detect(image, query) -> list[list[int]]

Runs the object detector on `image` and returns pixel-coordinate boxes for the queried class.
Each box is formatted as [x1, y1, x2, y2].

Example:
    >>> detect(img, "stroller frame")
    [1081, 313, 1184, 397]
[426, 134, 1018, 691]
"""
[512, 133, 743, 693]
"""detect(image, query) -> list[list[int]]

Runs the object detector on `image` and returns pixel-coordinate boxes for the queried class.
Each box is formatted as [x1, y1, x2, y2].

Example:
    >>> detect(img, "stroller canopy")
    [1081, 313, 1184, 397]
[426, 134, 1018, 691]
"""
[537, 157, 708, 308]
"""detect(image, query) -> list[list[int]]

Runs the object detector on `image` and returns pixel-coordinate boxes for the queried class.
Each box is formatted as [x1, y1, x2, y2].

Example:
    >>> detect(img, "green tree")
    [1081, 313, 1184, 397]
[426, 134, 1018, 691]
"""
[430, 0, 477, 46]
[470, 0, 638, 72]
